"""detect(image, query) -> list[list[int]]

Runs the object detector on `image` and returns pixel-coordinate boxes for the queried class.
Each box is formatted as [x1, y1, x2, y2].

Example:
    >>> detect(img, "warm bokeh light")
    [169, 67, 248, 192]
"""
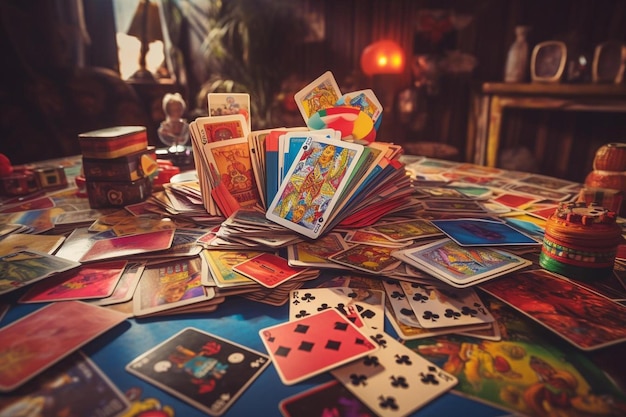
[360, 40, 405, 76]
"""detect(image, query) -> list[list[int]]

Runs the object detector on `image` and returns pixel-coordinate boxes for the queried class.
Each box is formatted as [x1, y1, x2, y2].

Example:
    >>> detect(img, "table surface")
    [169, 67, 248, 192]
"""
[1, 155, 625, 417]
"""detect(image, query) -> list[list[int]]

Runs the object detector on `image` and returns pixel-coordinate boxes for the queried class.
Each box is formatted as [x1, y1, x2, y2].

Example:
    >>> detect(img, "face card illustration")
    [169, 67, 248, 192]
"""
[126, 327, 269, 416]
[19, 260, 128, 302]
[331, 327, 457, 417]
[258, 308, 378, 385]
[294, 71, 342, 122]
[279, 380, 375, 417]
[0, 250, 81, 296]
[0, 301, 128, 392]
[266, 135, 364, 238]
[232, 252, 305, 288]
[0, 351, 130, 417]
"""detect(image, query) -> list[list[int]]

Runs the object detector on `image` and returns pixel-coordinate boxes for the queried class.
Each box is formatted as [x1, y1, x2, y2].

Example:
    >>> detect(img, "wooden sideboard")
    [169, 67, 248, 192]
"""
[468, 82, 626, 173]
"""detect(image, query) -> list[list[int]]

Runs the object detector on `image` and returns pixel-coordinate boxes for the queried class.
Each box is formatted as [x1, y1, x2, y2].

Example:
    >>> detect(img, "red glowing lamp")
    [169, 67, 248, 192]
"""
[360, 40, 405, 76]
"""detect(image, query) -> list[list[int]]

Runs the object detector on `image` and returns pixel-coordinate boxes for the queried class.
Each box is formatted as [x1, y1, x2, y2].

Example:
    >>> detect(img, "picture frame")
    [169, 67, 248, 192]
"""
[531, 41, 567, 82]
[592, 41, 626, 83]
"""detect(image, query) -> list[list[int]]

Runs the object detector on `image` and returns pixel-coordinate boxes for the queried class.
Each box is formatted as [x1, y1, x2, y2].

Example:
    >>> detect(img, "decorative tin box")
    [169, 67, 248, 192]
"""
[78, 126, 148, 159]
[86, 176, 152, 208]
[82, 146, 157, 182]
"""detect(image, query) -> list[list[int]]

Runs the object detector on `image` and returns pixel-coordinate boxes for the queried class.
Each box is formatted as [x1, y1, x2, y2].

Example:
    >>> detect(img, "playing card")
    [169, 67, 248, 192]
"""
[431, 218, 540, 246]
[0, 301, 128, 392]
[266, 134, 364, 238]
[232, 252, 306, 288]
[258, 308, 378, 385]
[207, 92, 251, 131]
[133, 258, 216, 317]
[0, 351, 130, 417]
[202, 249, 264, 287]
[89, 261, 146, 306]
[287, 232, 351, 268]
[480, 269, 626, 350]
[400, 281, 495, 329]
[279, 380, 375, 417]
[293, 70, 342, 123]
[196, 114, 249, 143]
[331, 327, 457, 417]
[0, 250, 81, 296]
[393, 238, 532, 287]
[126, 327, 269, 416]
[18, 260, 127, 302]
[328, 244, 401, 274]
[78, 229, 175, 263]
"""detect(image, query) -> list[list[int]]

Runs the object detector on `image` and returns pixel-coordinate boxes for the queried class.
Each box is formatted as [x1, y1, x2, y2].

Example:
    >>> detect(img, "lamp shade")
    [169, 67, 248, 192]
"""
[127, 0, 163, 43]
[360, 40, 405, 76]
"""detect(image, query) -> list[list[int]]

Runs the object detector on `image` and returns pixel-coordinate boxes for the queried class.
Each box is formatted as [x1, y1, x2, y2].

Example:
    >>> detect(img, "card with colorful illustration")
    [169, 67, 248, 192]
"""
[287, 232, 351, 268]
[0, 233, 65, 256]
[0, 351, 130, 416]
[480, 269, 626, 350]
[126, 327, 269, 416]
[202, 249, 264, 287]
[431, 218, 540, 246]
[89, 261, 146, 306]
[78, 229, 175, 263]
[18, 260, 127, 302]
[394, 238, 531, 287]
[266, 135, 364, 238]
[207, 92, 251, 130]
[331, 327, 457, 417]
[0, 301, 128, 392]
[0, 250, 81, 296]
[337, 89, 383, 124]
[232, 252, 306, 288]
[367, 218, 444, 242]
[133, 258, 216, 317]
[258, 308, 378, 385]
[294, 71, 342, 123]
[328, 244, 401, 274]
[195, 114, 249, 143]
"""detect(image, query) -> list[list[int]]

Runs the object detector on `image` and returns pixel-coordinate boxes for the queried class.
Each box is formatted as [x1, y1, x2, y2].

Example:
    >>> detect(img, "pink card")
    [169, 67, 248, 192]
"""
[258, 309, 378, 385]
[0, 301, 128, 392]
[19, 260, 128, 303]
[232, 252, 305, 288]
[78, 229, 175, 263]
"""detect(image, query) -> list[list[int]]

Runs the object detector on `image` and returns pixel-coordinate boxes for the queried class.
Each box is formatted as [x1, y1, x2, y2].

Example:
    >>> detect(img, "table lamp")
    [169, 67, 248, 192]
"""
[127, 0, 164, 82]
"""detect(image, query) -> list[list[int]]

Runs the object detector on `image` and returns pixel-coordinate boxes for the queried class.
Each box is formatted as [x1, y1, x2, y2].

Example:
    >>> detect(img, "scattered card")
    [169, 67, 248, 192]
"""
[126, 327, 269, 416]
[233, 252, 306, 288]
[78, 229, 175, 263]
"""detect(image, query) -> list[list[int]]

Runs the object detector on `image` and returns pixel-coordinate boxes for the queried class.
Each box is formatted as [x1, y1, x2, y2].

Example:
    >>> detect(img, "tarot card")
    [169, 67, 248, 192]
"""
[431, 218, 540, 246]
[337, 89, 383, 124]
[279, 380, 375, 417]
[53, 208, 107, 226]
[0, 351, 130, 417]
[420, 199, 487, 213]
[266, 135, 364, 238]
[0, 196, 55, 213]
[400, 281, 495, 329]
[196, 114, 249, 143]
[368, 218, 443, 242]
[111, 216, 176, 236]
[126, 327, 269, 416]
[505, 183, 572, 201]
[0, 233, 65, 255]
[232, 252, 306, 288]
[202, 136, 261, 208]
[480, 269, 626, 350]
[78, 229, 175, 263]
[331, 327, 457, 417]
[394, 238, 532, 287]
[294, 70, 342, 123]
[202, 249, 264, 287]
[133, 258, 216, 316]
[491, 192, 539, 209]
[207, 92, 251, 130]
[0, 250, 81, 296]
[343, 229, 410, 248]
[328, 244, 401, 274]
[89, 261, 146, 306]
[19, 260, 127, 302]
[287, 232, 351, 268]
[0, 301, 128, 392]
[258, 308, 378, 385]
[517, 173, 578, 191]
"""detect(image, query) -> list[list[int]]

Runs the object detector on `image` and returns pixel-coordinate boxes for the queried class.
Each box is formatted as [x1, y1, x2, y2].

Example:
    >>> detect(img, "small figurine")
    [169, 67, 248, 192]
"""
[157, 93, 190, 154]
